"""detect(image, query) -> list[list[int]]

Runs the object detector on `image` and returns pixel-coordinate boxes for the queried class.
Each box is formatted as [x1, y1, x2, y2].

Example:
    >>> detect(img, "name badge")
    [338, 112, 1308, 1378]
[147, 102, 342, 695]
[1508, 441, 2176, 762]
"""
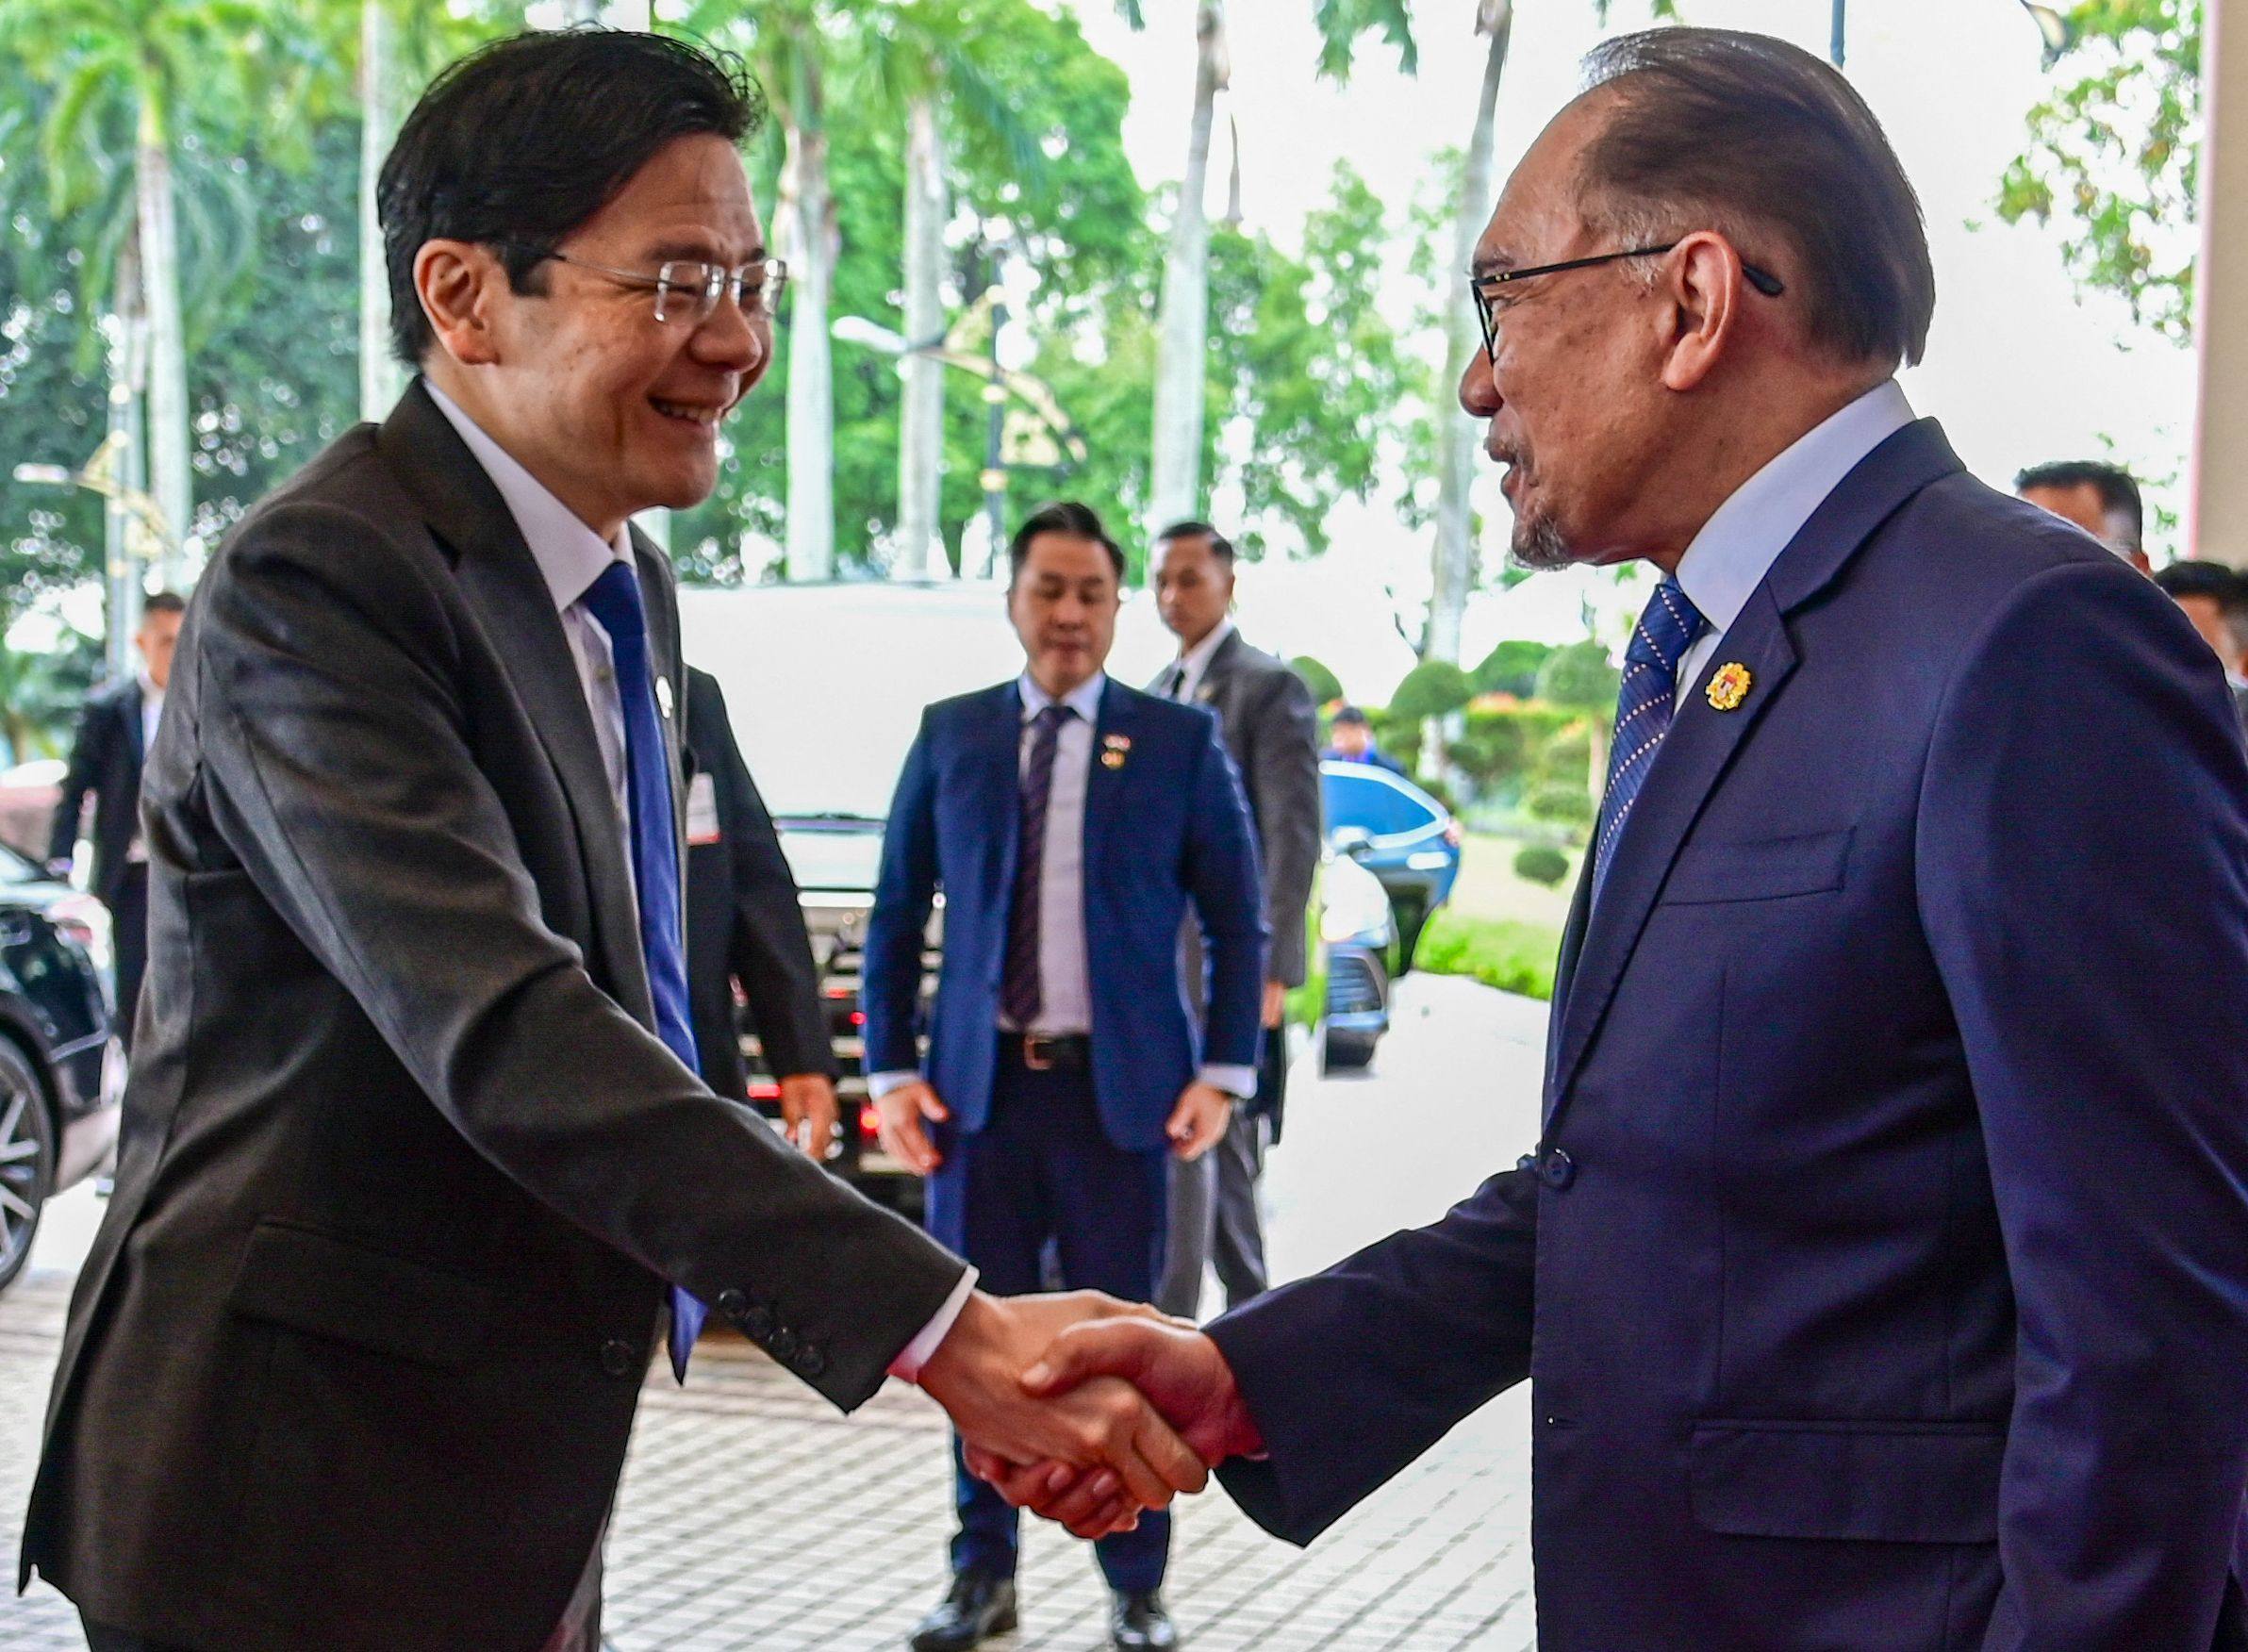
[686, 771, 722, 846]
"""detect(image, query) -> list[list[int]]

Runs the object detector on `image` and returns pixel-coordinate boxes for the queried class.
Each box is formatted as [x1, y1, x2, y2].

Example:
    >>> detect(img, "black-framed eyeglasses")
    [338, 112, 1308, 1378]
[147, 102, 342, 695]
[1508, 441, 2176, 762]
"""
[1468, 241, 1785, 360]
[507, 244, 790, 325]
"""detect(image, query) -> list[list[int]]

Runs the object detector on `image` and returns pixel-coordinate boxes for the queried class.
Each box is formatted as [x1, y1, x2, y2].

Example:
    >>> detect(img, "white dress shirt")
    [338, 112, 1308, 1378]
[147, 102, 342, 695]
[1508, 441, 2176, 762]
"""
[1672, 380, 1915, 705]
[428, 383, 977, 1379]
[1164, 616, 1234, 702]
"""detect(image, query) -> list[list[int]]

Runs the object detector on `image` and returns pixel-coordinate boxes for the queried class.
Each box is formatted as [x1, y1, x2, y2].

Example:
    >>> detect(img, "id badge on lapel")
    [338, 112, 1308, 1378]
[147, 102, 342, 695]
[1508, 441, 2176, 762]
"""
[685, 771, 721, 847]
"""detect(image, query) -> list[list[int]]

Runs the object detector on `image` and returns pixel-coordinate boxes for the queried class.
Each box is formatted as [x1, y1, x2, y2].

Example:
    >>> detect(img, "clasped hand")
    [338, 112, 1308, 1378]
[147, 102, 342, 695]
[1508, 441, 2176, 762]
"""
[930, 1295, 1264, 1540]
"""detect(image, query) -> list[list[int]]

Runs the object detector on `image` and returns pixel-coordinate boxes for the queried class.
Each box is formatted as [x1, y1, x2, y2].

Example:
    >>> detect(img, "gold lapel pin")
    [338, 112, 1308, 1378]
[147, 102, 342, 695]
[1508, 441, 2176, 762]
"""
[1706, 662, 1753, 712]
[1103, 733, 1132, 752]
[1101, 751, 1126, 769]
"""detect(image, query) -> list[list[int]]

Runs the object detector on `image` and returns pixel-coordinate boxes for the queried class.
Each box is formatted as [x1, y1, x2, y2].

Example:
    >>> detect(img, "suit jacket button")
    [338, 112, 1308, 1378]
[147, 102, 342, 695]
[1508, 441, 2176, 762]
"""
[1540, 1147, 1576, 1190]
[769, 1328, 801, 1360]
[716, 1288, 749, 1320]
[601, 1338, 637, 1379]
[797, 1346, 827, 1378]
[745, 1304, 775, 1339]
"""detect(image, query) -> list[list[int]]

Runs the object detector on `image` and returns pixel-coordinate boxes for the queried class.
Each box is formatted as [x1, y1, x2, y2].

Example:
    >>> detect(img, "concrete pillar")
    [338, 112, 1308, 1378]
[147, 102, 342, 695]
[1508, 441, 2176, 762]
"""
[2193, 0, 2248, 565]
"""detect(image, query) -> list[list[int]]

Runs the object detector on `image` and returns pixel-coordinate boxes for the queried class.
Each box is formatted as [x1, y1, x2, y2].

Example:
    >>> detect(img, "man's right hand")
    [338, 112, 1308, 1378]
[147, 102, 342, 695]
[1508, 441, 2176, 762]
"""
[873, 1079, 949, 1175]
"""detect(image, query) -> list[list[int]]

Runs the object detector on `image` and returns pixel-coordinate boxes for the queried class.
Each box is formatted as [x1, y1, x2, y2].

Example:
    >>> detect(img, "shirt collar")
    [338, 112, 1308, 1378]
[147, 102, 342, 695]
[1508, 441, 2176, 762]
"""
[1674, 380, 1914, 637]
[425, 380, 631, 615]
[1018, 670, 1107, 724]
[1175, 617, 1235, 686]
[139, 672, 162, 704]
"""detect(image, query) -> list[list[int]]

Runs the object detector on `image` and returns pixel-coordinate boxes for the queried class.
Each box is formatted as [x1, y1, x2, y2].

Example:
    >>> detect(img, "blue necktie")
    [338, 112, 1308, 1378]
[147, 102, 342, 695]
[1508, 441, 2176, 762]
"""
[580, 561, 705, 1381]
[1002, 703, 1073, 1028]
[1591, 578, 1707, 904]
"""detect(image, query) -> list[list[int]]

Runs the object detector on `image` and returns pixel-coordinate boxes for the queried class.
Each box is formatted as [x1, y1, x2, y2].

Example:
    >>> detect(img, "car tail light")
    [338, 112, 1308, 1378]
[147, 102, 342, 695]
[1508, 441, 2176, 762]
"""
[858, 1102, 882, 1140]
[1443, 818, 1463, 849]
[49, 893, 113, 974]
[748, 1081, 782, 1100]
[850, 1011, 866, 1027]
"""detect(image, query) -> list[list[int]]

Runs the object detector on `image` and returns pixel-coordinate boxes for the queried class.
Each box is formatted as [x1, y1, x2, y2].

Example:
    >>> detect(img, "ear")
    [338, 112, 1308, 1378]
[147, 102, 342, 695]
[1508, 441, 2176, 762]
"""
[1656, 231, 1747, 394]
[414, 240, 510, 369]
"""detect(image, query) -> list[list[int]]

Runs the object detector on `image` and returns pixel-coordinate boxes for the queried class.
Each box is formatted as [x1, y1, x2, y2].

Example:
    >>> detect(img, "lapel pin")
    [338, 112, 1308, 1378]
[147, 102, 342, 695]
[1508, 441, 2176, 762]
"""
[1103, 733, 1132, 752]
[1101, 751, 1126, 769]
[655, 676, 674, 719]
[1706, 662, 1753, 713]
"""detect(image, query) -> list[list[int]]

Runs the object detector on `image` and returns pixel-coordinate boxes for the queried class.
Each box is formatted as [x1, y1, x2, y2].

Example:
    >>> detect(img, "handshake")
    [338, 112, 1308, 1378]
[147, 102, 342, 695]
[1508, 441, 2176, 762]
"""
[914, 1288, 1264, 1537]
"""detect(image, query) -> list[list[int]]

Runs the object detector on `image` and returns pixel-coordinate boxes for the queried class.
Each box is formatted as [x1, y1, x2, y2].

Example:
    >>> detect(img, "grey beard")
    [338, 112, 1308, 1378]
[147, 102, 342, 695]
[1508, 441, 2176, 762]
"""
[1511, 512, 1575, 571]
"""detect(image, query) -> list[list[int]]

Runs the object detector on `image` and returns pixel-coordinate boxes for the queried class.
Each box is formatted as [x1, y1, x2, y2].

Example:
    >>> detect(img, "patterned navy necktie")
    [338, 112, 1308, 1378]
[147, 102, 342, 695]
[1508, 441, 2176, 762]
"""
[579, 561, 706, 1381]
[1591, 578, 1708, 904]
[1001, 702, 1073, 1028]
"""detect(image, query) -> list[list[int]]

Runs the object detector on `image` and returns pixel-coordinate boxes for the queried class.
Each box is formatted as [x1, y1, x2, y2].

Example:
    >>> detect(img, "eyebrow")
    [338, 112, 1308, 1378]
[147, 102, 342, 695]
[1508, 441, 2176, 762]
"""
[642, 238, 768, 266]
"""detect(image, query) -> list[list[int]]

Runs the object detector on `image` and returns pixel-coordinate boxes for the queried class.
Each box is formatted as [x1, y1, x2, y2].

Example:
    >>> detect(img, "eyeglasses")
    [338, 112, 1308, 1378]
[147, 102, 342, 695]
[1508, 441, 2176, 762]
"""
[1468, 241, 1786, 361]
[508, 244, 790, 325]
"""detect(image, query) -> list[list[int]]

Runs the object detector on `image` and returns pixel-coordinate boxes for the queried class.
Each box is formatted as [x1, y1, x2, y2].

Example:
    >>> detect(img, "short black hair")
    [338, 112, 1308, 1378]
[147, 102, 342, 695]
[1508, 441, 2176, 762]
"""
[2154, 561, 2245, 610]
[379, 28, 763, 366]
[1331, 705, 1371, 728]
[1578, 28, 1935, 369]
[140, 591, 189, 618]
[1153, 520, 1236, 566]
[2015, 460, 2144, 547]
[1008, 502, 1125, 585]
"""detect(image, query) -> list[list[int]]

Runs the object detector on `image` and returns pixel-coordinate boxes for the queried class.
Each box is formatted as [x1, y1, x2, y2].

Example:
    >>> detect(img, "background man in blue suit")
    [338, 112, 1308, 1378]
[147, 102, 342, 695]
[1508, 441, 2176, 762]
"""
[996, 28, 2248, 1650]
[864, 501, 1266, 1652]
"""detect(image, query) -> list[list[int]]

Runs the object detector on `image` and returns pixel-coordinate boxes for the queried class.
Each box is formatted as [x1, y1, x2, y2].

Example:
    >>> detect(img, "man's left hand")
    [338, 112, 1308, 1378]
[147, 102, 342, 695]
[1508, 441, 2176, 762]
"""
[1262, 980, 1287, 1030]
[777, 1073, 838, 1161]
[1165, 1082, 1233, 1162]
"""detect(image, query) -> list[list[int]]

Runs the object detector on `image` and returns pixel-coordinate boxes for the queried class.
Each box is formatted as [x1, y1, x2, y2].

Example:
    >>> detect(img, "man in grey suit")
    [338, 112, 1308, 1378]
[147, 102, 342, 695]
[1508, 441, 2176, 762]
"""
[21, 32, 1198, 1652]
[1147, 522, 1322, 1318]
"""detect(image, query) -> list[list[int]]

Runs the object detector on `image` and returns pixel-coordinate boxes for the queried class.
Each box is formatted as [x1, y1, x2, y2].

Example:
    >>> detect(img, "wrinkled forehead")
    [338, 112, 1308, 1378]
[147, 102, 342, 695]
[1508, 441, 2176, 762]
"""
[1474, 92, 1612, 275]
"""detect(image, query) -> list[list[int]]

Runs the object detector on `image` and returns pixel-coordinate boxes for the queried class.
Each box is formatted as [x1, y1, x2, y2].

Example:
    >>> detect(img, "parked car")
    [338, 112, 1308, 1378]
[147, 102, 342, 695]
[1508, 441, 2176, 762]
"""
[0, 840, 123, 1294]
[678, 581, 1377, 1206]
[0, 757, 65, 865]
[1317, 851, 1395, 1071]
[1320, 759, 1463, 969]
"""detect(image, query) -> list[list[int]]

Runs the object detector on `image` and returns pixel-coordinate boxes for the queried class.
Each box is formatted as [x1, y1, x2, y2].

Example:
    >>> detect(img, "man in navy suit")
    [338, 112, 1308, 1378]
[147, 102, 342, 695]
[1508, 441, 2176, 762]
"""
[864, 501, 1265, 1652]
[996, 28, 2248, 1650]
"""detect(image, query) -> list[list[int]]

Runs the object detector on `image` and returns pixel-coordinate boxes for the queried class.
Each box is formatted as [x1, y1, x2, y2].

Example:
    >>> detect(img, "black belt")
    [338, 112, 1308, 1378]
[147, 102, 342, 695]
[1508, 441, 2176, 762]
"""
[1000, 1032, 1092, 1072]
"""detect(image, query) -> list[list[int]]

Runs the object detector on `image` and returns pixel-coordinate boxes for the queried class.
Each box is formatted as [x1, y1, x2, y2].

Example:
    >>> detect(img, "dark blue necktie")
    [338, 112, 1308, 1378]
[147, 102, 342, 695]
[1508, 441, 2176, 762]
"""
[580, 560, 704, 1381]
[1591, 578, 1708, 904]
[1001, 702, 1073, 1028]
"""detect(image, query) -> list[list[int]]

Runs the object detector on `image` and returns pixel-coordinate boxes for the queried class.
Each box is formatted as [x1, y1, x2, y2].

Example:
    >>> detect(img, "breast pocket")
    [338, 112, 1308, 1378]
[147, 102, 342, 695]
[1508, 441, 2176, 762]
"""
[1663, 826, 1853, 906]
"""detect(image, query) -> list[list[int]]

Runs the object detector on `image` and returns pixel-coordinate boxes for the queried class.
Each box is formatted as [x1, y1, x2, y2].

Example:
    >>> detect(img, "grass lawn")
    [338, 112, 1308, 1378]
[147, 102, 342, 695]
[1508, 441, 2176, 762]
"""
[1412, 832, 1577, 1002]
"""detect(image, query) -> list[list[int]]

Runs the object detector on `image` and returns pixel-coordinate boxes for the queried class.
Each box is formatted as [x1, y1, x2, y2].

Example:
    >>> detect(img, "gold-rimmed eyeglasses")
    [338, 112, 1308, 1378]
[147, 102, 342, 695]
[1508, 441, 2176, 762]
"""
[509, 244, 790, 325]
[1469, 241, 1785, 361]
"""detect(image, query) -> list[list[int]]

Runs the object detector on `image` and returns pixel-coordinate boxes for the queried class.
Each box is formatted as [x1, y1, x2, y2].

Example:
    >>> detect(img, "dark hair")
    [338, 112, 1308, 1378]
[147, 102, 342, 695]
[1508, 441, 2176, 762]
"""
[140, 591, 188, 619]
[1154, 520, 1236, 566]
[1007, 502, 1125, 585]
[2154, 562, 2245, 610]
[1576, 28, 1935, 370]
[1331, 705, 1371, 728]
[379, 28, 763, 365]
[2015, 460, 2144, 547]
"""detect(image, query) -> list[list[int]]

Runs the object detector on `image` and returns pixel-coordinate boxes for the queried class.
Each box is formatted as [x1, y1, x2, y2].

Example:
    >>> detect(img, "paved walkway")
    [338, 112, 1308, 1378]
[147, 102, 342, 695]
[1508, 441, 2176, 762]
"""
[2, 974, 1547, 1650]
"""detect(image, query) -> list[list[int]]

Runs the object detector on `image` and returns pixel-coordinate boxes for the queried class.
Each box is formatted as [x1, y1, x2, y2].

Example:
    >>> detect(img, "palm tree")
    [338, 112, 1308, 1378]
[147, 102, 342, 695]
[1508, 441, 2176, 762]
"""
[1147, 1, 1225, 534]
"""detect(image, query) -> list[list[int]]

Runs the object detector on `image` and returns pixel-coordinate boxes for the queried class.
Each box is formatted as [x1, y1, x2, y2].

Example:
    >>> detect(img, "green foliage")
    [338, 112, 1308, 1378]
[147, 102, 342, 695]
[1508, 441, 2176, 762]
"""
[1996, 0, 2202, 339]
[1536, 639, 1622, 715]
[0, 626, 99, 763]
[1445, 702, 1574, 792]
[1390, 658, 1475, 721]
[1512, 844, 1570, 888]
[1413, 911, 1558, 1001]
[1470, 637, 1554, 697]
[1526, 779, 1594, 829]
[1291, 654, 1343, 706]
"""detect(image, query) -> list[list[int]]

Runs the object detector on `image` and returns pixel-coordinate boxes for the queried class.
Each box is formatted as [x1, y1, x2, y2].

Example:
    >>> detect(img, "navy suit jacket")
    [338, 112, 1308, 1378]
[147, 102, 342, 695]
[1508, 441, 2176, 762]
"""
[1209, 421, 2248, 1650]
[863, 677, 1266, 1153]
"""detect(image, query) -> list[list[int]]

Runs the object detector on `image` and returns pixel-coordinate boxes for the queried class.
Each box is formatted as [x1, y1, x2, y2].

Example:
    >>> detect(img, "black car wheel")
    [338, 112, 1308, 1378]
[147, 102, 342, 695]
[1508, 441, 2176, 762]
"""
[0, 1039, 55, 1293]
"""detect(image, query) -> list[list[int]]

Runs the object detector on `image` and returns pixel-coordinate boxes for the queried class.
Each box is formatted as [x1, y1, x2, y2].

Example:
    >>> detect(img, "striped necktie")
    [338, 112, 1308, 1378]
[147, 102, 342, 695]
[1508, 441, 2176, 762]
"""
[1591, 578, 1707, 904]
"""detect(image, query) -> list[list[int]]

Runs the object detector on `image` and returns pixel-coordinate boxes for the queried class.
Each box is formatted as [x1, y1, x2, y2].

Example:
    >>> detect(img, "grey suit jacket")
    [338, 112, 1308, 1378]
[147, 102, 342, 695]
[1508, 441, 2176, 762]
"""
[22, 380, 965, 1652]
[1153, 629, 1322, 987]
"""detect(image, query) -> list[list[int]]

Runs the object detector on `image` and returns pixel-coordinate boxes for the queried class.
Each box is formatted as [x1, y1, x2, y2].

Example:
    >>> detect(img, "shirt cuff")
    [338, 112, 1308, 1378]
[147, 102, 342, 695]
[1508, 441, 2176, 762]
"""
[888, 1267, 979, 1382]
[1201, 1064, 1258, 1099]
[867, 1069, 920, 1100]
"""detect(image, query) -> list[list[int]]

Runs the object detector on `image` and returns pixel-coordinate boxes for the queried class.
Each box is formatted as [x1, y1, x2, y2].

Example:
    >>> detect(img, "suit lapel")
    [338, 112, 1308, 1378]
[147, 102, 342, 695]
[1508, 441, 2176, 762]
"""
[377, 380, 653, 1024]
[1084, 678, 1135, 874]
[1543, 417, 1966, 1132]
[982, 682, 1026, 898]
[118, 684, 145, 775]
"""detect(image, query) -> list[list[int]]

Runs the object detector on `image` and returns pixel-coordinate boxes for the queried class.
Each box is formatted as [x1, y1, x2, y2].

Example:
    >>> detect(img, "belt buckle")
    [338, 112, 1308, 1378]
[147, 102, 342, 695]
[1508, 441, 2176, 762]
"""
[1022, 1034, 1056, 1071]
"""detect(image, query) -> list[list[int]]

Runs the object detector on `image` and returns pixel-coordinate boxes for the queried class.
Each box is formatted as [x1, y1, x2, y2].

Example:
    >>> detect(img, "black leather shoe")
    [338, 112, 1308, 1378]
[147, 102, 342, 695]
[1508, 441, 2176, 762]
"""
[909, 1571, 1017, 1652]
[1111, 1588, 1179, 1650]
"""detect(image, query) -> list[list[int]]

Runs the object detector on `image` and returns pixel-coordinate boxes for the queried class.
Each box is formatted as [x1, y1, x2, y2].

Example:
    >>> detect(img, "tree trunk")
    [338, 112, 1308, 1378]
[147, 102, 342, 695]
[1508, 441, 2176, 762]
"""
[1419, 4, 1510, 785]
[778, 62, 836, 581]
[359, 0, 402, 421]
[135, 99, 189, 588]
[1148, 0, 1225, 535]
[898, 89, 948, 579]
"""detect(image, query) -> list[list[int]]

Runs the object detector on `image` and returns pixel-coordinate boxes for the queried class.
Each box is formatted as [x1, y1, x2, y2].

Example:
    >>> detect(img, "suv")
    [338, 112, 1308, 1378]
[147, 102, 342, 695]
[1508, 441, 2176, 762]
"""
[0, 841, 123, 1293]
[678, 582, 1389, 1206]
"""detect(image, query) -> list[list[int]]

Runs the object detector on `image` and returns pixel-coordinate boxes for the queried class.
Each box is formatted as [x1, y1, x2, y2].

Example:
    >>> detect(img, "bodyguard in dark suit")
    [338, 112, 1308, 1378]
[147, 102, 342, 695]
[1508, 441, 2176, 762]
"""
[999, 30, 2248, 1648]
[682, 665, 839, 1156]
[45, 592, 186, 1051]
[864, 503, 1265, 1652]
[1146, 522, 1321, 1317]
[22, 35, 1202, 1652]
